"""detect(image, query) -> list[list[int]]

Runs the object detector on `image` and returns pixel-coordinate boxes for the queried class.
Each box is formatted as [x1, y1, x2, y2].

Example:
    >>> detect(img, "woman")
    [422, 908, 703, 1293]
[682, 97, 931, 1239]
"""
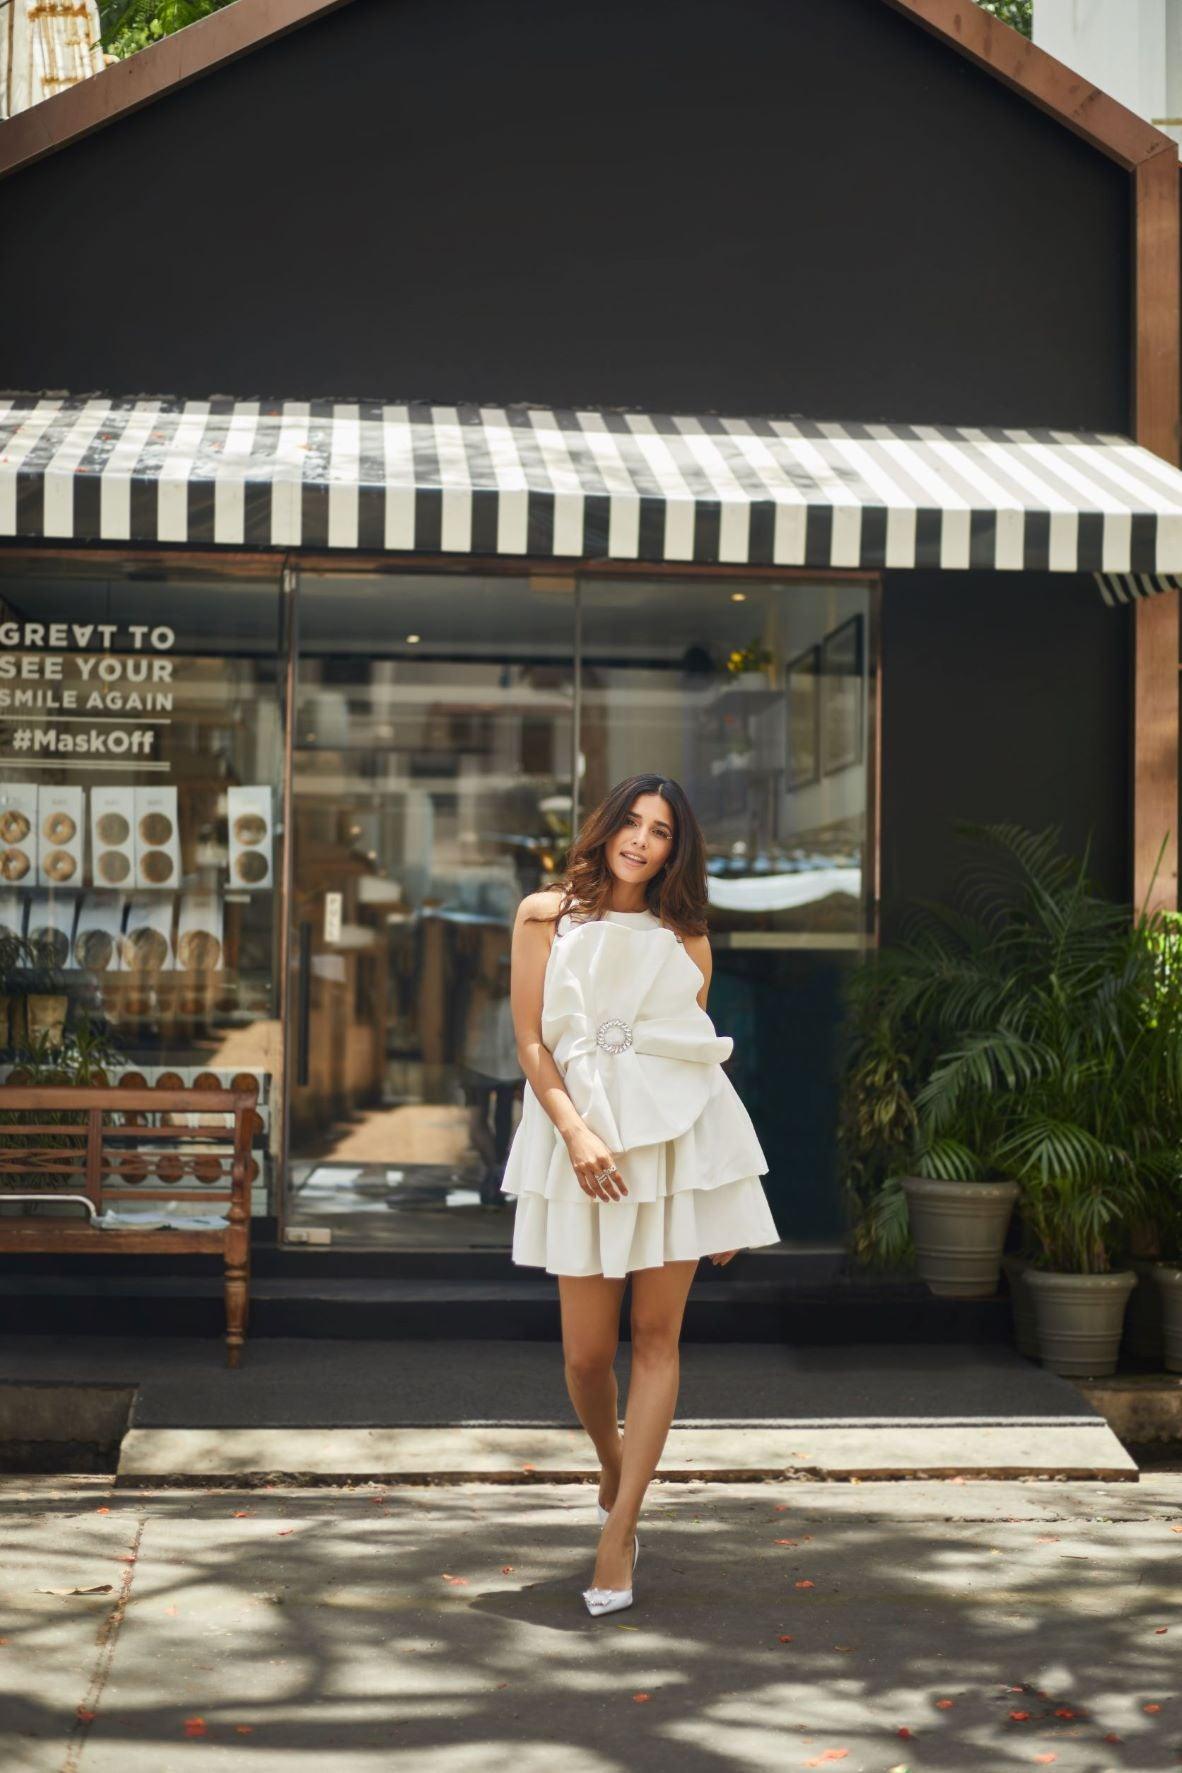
[500, 773, 781, 1617]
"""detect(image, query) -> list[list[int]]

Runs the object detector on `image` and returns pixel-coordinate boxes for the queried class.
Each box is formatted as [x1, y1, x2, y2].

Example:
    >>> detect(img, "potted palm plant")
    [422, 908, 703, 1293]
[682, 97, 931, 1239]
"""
[840, 822, 1182, 1363]
[839, 830, 1022, 1296]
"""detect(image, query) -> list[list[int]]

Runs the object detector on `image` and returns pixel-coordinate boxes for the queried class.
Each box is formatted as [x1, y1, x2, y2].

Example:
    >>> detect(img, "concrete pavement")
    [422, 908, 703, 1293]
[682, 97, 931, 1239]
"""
[2, 1475, 1180, 1771]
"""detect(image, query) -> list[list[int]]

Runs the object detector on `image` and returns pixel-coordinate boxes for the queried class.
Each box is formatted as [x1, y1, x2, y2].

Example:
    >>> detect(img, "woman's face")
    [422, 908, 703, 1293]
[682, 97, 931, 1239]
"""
[604, 793, 675, 889]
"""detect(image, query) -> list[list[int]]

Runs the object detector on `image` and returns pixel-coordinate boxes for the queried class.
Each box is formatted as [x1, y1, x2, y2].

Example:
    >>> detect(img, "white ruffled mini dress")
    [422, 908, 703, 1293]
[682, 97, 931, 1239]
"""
[499, 905, 781, 1276]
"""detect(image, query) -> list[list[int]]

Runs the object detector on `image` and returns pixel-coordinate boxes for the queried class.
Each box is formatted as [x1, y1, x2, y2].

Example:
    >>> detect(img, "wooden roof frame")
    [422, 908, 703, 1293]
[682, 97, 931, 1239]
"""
[1, 0, 1178, 910]
[1, 0, 1174, 461]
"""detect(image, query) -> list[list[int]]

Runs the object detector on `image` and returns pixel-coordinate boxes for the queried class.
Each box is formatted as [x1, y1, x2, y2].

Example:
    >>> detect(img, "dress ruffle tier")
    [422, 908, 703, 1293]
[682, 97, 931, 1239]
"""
[499, 912, 781, 1277]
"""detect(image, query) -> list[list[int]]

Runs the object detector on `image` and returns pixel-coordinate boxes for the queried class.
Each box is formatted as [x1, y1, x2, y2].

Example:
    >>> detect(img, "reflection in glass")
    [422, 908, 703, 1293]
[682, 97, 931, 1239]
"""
[578, 578, 870, 936]
[287, 573, 574, 1241]
[579, 576, 874, 1241]
[0, 557, 284, 1219]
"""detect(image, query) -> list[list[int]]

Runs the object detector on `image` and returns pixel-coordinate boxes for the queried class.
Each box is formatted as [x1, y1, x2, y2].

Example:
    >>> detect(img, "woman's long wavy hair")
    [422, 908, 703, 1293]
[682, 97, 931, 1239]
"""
[528, 774, 710, 939]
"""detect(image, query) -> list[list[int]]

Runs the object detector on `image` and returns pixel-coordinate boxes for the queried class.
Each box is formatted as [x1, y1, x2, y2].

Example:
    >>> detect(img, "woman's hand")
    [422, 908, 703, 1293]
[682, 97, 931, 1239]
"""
[563, 1123, 627, 1201]
[709, 1249, 739, 1266]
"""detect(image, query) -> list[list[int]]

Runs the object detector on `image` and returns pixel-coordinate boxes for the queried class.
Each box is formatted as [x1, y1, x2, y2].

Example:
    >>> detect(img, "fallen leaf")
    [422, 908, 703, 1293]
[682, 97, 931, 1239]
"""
[1144, 1702, 1161, 1713]
[37, 1585, 113, 1597]
[1103, 1733, 1122, 1743]
[775, 1538, 799, 1546]
[1033, 1757, 1057, 1766]
[501, 1565, 514, 1574]
[897, 1727, 913, 1739]
[183, 1718, 208, 1738]
[277, 1529, 294, 1537]
[778, 1634, 794, 1643]
[441, 1574, 469, 1586]
[934, 1698, 955, 1710]
[633, 1693, 651, 1703]
[804, 1751, 848, 1767]
[833, 1644, 856, 1653]
[95, 1507, 110, 1515]
[234, 1725, 254, 1735]
[232, 1511, 252, 1519]
[1155, 1626, 1168, 1634]
[1009, 1710, 1031, 1721]
[1170, 1525, 1182, 1534]
[794, 1580, 815, 1589]
[1053, 1707, 1076, 1719]
[520, 1464, 535, 1473]
[76, 1706, 97, 1723]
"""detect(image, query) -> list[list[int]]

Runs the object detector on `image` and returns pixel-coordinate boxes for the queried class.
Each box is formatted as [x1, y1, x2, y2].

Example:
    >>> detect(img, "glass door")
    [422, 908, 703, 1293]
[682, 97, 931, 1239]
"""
[284, 571, 576, 1245]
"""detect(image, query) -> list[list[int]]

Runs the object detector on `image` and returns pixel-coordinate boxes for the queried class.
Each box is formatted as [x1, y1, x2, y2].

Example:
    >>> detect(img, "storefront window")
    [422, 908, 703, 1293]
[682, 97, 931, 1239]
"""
[0, 557, 285, 1219]
[0, 556, 875, 1248]
[580, 576, 875, 1241]
[287, 571, 574, 1240]
[288, 568, 874, 1246]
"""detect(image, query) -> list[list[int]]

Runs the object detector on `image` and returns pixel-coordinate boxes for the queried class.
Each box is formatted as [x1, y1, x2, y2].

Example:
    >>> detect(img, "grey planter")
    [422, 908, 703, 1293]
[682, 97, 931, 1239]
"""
[1152, 1266, 1182, 1374]
[1000, 1252, 1039, 1359]
[1025, 1268, 1138, 1377]
[899, 1176, 1018, 1298]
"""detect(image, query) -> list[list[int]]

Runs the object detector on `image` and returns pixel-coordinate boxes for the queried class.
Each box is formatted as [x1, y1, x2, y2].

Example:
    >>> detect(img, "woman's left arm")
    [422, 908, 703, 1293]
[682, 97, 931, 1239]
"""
[684, 932, 712, 1012]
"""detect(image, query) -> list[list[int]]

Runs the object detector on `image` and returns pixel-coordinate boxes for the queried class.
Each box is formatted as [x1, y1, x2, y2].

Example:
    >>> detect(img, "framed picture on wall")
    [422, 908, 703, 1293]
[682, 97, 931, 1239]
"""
[820, 614, 864, 775]
[785, 644, 821, 788]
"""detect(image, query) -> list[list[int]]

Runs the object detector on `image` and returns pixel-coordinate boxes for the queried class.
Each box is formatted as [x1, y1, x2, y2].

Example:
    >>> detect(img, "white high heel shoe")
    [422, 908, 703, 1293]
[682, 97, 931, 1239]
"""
[596, 1499, 610, 1526]
[583, 1532, 639, 1617]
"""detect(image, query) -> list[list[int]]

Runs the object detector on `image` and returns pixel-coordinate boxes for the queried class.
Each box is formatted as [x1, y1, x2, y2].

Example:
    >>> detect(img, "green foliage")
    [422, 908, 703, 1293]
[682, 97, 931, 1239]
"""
[975, 0, 1032, 36]
[99, 0, 237, 60]
[838, 822, 1182, 1274]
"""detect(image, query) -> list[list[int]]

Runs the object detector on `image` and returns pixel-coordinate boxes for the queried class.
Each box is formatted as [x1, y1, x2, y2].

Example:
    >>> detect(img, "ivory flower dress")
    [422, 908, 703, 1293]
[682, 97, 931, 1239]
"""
[499, 905, 781, 1276]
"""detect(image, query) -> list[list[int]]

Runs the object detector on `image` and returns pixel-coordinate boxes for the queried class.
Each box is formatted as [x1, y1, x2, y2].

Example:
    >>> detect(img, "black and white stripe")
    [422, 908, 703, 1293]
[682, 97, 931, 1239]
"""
[3, 395, 1182, 579]
[1094, 572, 1182, 604]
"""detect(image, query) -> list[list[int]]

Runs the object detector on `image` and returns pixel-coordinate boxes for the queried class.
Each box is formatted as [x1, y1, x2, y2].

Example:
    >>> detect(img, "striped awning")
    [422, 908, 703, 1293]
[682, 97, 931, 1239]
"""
[3, 393, 1182, 583]
[1094, 571, 1182, 604]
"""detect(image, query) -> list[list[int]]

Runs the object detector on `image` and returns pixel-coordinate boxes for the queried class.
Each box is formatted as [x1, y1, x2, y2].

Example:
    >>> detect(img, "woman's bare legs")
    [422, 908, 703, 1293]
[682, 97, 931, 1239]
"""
[558, 1273, 629, 1513]
[591, 1257, 699, 1592]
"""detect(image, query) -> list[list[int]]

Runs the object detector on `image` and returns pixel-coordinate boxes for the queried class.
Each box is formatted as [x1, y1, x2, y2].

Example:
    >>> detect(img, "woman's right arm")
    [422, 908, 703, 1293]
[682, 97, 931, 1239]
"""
[510, 893, 627, 1202]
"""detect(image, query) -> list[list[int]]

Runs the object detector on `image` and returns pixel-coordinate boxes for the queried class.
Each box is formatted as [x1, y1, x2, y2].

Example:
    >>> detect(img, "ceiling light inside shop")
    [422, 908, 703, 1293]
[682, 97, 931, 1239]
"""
[731, 592, 747, 602]
[405, 633, 421, 644]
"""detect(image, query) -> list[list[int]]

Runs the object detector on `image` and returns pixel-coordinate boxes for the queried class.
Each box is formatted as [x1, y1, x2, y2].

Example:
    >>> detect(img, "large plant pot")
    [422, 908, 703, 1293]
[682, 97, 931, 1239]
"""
[1152, 1266, 1182, 1374]
[1001, 1253, 1039, 1359]
[1025, 1268, 1138, 1377]
[899, 1176, 1018, 1298]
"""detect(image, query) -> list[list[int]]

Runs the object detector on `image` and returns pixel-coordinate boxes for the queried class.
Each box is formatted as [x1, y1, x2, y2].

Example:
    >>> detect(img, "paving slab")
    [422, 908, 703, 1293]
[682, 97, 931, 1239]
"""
[116, 1420, 1137, 1484]
[1, 1477, 1180, 1771]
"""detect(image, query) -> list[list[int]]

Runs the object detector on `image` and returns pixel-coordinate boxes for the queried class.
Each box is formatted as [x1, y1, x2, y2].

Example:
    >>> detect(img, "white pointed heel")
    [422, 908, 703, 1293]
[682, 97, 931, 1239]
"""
[582, 1532, 639, 1617]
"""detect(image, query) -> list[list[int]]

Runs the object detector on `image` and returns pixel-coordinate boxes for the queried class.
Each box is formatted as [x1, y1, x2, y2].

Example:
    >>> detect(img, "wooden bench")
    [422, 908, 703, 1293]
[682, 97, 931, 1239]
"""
[0, 1086, 255, 1366]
